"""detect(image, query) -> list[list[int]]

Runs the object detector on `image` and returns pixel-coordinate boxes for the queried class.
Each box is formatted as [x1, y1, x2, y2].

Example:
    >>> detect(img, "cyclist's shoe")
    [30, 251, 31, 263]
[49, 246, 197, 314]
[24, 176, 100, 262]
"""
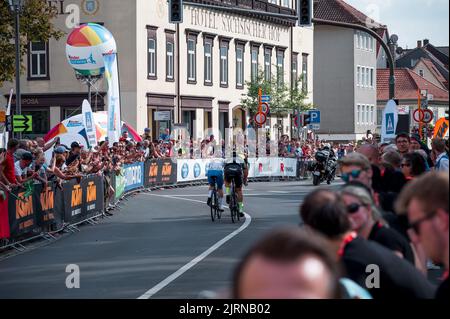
[226, 195, 230, 204]
[218, 207, 225, 212]
[243, 179, 249, 187]
[239, 212, 245, 218]
[207, 198, 212, 207]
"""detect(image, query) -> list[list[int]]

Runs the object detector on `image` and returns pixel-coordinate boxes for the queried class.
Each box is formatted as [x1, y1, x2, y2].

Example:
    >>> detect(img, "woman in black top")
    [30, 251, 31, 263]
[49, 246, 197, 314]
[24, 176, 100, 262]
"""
[340, 185, 415, 265]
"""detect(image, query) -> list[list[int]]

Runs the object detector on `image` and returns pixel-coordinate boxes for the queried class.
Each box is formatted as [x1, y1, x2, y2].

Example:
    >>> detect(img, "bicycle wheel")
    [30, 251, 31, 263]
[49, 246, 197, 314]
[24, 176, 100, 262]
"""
[230, 193, 236, 224]
[216, 195, 222, 220]
[210, 191, 216, 222]
[236, 195, 241, 222]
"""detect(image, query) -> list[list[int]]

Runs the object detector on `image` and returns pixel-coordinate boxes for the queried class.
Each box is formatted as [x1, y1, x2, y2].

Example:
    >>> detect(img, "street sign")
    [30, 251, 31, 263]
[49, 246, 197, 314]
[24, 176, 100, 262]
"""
[421, 99, 428, 108]
[261, 102, 270, 114]
[413, 109, 425, 122]
[308, 124, 320, 130]
[308, 110, 321, 124]
[422, 109, 434, 124]
[12, 115, 32, 132]
[261, 95, 270, 102]
[254, 112, 267, 126]
[155, 111, 171, 121]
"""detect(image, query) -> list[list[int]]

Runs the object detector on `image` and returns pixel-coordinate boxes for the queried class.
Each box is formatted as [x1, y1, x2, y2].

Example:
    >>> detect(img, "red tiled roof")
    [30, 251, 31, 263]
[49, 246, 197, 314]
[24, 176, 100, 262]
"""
[377, 68, 449, 101]
[418, 58, 448, 88]
[314, 0, 384, 28]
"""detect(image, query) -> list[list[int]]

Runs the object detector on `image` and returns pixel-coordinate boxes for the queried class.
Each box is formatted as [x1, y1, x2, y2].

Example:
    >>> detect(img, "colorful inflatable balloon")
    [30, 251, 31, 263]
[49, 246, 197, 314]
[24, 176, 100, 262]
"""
[66, 23, 117, 76]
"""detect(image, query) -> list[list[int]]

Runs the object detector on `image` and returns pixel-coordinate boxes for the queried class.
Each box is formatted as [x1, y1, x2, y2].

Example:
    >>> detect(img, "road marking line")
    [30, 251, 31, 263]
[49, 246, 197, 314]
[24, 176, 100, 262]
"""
[137, 194, 252, 299]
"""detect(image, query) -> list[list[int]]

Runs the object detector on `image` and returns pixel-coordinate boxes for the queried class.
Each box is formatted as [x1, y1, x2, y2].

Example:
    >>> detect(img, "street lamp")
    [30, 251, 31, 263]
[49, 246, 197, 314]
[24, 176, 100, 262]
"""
[6, 0, 24, 139]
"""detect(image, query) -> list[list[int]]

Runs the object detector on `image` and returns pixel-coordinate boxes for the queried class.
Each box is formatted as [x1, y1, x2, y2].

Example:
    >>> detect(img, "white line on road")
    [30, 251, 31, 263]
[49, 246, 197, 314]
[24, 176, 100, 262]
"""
[137, 194, 252, 299]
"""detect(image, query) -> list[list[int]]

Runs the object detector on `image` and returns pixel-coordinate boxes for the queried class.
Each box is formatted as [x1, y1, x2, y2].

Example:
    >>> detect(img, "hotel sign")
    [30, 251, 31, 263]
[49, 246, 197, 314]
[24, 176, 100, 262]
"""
[188, 7, 284, 43]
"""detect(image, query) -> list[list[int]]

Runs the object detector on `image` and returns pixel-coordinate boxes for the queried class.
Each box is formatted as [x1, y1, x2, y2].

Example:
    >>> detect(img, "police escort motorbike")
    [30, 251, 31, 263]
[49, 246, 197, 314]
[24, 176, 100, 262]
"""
[309, 145, 337, 186]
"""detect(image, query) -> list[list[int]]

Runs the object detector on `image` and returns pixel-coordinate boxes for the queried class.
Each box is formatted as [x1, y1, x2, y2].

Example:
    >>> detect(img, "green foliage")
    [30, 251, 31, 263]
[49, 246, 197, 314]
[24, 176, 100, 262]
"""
[0, 0, 64, 85]
[240, 68, 313, 118]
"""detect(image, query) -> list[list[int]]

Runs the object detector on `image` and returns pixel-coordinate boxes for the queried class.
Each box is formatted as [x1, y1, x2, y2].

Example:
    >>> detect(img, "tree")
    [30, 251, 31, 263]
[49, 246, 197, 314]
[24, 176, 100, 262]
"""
[241, 69, 313, 118]
[0, 0, 64, 85]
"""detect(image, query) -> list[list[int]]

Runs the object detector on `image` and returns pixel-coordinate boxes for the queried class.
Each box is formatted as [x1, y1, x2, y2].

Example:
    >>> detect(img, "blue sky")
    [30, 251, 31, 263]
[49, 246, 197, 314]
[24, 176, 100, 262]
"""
[345, 0, 449, 48]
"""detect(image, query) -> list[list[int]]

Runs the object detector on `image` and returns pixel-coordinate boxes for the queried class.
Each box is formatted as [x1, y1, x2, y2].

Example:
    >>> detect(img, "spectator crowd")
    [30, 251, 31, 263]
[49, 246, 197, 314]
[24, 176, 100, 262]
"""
[0, 127, 448, 300]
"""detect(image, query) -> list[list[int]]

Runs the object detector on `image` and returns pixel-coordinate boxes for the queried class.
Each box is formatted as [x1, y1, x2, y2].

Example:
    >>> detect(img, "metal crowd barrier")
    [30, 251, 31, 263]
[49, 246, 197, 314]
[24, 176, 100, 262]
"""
[1, 157, 312, 252]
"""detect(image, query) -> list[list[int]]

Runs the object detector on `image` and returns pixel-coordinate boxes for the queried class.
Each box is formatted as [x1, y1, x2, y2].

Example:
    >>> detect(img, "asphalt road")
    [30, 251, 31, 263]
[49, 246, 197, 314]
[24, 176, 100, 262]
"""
[0, 180, 332, 299]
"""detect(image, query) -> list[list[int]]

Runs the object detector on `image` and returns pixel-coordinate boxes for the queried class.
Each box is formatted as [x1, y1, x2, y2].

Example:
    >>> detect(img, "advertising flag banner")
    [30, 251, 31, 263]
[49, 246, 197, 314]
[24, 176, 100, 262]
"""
[82, 100, 98, 148]
[103, 53, 121, 144]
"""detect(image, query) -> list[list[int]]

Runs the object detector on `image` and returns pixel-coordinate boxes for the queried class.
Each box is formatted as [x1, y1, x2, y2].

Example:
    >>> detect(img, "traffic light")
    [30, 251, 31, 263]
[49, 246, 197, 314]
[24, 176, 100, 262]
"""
[298, 0, 313, 27]
[303, 113, 311, 125]
[169, 0, 183, 24]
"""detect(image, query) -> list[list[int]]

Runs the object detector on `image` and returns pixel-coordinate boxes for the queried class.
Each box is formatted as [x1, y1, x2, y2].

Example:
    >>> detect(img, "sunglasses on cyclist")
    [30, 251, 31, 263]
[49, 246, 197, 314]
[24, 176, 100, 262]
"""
[346, 203, 364, 214]
[341, 170, 363, 183]
[409, 212, 436, 235]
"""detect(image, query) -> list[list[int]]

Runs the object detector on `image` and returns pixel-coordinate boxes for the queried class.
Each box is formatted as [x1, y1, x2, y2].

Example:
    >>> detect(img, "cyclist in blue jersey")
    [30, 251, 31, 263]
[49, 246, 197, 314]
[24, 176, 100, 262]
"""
[206, 158, 225, 212]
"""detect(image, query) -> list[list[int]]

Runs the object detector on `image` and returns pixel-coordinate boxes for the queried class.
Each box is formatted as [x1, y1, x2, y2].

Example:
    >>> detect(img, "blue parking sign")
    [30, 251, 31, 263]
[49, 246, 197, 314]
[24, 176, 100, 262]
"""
[309, 110, 321, 124]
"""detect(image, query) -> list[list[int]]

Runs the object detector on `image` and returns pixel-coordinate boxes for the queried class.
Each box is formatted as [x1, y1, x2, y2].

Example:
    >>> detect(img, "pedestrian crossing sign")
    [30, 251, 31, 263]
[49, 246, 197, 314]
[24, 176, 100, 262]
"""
[386, 113, 395, 134]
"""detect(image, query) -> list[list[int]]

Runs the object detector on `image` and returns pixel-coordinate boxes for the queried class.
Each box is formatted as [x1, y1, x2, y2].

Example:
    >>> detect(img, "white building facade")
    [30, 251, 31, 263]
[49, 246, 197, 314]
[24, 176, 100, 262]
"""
[1, 0, 314, 142]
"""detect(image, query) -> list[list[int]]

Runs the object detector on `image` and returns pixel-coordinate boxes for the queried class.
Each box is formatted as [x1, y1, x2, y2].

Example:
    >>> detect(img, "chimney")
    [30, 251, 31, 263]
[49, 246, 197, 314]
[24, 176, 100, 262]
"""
[417, 40, 422, 48]
[423, 39, 429, 46]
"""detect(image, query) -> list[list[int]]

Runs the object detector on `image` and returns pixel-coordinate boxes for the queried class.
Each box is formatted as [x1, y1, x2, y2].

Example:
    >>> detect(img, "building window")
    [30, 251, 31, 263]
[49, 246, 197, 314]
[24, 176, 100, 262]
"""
[251, 46, 259, 81]
[276, 50, 284, 85]
[264, 47, 272, 82]
[204, 38, 213, 85]
[371, 105, 375, 124]
[220, 39, 229, 87]
[357, 66, 361, 86]
[282, 0, 290, 7]
[166, 42, 174, 80]
[28, 41, 49, 79]
[370, 68, 374, 87]
[357, 105, 360, 125]
[236, 45, 244, 89]
[292, 53, 298, 85]
[366, 68, 370, 88]
[302, 53, 308, 92]
[419, 69, 424, 77]
[355, 31, 360, 49]
[187, 38, 196, 83]
[147, 26, 158, 79]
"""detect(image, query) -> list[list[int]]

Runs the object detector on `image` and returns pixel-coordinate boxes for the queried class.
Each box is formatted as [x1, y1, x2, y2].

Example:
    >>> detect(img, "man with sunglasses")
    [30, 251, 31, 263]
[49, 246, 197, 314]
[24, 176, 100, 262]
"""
[338, 153, 373, 188]
[396, 172, 449, 299]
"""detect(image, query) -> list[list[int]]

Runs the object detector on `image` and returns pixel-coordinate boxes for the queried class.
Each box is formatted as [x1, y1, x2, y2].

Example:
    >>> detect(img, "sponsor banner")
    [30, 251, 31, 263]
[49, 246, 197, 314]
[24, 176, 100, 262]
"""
[0, 196, 9, 239]
[8, 188, 38, 238]
[123, 162, 144, 192]
[177, 159, 210, 182]
[276, 158, 297, 177]
[63, 176, 104, 224]
[176, 158, 298, 181]
[253, 157, 278, 177]
[145, 159, 177, 187]
[34, 182, 64, 228]
[115, 168, 125, 200]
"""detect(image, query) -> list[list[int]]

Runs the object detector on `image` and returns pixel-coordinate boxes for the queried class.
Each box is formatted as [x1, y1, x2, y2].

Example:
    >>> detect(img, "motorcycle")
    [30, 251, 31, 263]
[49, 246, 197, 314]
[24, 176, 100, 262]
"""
[309, 149, 337, 186]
